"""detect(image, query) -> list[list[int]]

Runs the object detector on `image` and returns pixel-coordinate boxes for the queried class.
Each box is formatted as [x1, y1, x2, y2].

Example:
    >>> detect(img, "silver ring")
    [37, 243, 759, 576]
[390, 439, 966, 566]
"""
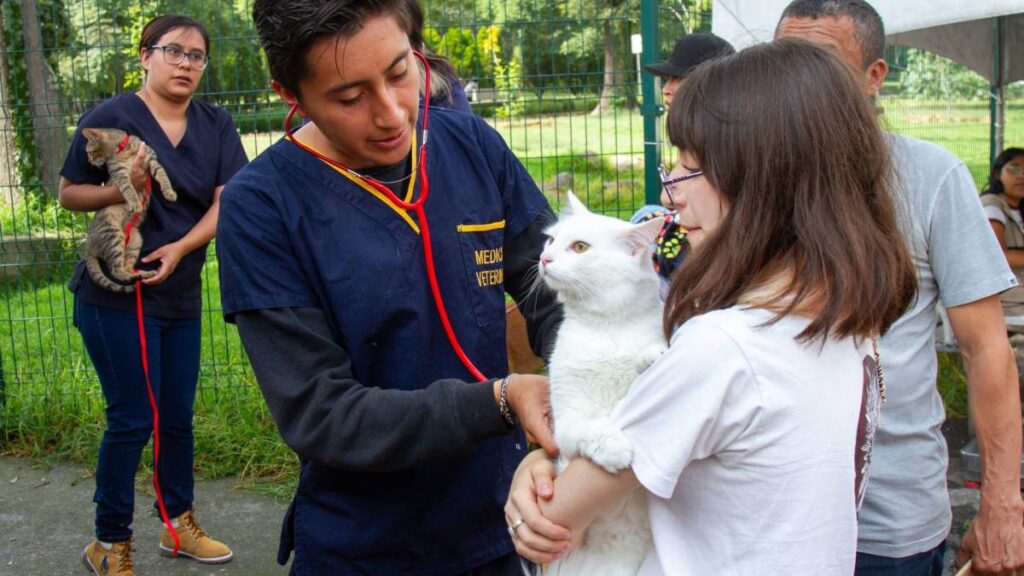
[511, 517, 525, 533]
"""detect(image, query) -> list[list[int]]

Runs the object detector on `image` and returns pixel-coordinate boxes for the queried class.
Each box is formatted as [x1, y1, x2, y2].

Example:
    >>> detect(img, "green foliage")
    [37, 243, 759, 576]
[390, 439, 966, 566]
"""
[494, 49, 523, 117]
[681, 0, 713, 33]
[0, 192, 81, 236]
[896, 48, 989, 101]
[427, 25, 493, 81]
[60, 0, 145, 97]
[2, 0, 75, 190]
[57, 0, 267, 105]
[0, 255, 297, 488]
[522, 153, 646, 219]
[937, 352, 968, 418]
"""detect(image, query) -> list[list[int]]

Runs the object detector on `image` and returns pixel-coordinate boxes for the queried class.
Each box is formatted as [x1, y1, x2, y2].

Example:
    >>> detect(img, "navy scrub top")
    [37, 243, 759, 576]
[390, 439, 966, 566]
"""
[61, 93, 247, 318]
[217, 107, 551, 575]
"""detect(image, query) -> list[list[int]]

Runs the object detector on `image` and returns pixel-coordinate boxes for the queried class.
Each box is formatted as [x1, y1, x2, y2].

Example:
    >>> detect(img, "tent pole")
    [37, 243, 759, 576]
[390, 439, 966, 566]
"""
[990, 16, 1005, 166]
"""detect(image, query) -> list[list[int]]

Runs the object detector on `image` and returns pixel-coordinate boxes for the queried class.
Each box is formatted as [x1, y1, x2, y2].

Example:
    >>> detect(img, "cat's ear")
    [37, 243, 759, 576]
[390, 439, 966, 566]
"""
[621, 216, 665, 256]
[563, 190, 589, 216]
[81, 128, 99, 141]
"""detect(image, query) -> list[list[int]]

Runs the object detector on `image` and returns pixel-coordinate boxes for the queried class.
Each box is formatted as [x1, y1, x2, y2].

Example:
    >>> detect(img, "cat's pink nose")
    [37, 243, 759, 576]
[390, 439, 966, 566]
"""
[540, 255, 552, 267]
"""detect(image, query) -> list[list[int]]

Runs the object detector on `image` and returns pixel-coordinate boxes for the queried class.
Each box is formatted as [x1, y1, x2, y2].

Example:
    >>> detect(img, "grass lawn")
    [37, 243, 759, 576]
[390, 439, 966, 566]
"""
[0, 247, 297, 491]
[882, 98, 1024, 186]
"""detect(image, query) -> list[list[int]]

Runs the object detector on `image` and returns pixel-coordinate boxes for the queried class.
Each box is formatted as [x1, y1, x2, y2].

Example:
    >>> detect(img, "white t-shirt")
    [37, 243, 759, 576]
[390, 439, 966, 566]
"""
[615, 306, 876, 576]
[983, 200, 1024, 231]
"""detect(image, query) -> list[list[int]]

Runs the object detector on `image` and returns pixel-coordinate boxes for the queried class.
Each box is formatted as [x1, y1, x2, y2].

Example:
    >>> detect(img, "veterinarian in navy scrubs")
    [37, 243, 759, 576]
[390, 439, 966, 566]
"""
[216, 1, 562, 574]
[58, 14, 246, 574]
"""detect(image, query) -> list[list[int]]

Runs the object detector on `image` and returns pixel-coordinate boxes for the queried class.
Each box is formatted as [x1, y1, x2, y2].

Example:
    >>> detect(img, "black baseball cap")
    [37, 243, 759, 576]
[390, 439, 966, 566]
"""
[643, 33, 735, 79]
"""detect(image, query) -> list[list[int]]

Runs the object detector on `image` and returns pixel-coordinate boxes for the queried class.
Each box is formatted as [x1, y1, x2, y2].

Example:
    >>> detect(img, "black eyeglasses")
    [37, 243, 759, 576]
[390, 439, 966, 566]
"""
[658, 164, 703, 200]
[148, 45, 209, 70]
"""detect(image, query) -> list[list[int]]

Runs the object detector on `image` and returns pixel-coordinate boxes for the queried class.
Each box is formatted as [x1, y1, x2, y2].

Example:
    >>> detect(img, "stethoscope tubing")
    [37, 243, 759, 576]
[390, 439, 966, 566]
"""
[283, 50, 488, 383]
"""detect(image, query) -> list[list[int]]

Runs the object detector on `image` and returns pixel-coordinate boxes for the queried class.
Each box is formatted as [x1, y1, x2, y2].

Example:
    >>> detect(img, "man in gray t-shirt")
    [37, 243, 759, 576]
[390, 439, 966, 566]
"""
[777, 2, 1024, 575]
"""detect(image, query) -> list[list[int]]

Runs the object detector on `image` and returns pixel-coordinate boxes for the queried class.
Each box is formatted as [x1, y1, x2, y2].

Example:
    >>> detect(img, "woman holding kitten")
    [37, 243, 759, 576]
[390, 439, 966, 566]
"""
[505, 39, 917, 575]
[58, 14, 246, 574]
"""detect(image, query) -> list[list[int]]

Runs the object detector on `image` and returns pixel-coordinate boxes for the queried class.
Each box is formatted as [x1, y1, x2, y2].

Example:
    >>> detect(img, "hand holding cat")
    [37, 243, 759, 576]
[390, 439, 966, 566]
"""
[140, 240, 186, 285]
[129, 144, 149, 194]
[505, 450, 573, 564]
[503, 374, 559, 457]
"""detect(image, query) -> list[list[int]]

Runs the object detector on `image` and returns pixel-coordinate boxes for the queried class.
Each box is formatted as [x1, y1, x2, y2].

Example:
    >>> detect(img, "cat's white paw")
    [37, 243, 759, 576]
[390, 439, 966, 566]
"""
[634, 344, 667, 374]
[581, 425, 634, 473]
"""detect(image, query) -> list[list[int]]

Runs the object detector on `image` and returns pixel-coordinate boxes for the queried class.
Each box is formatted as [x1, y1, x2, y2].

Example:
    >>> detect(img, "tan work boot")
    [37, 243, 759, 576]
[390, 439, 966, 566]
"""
[158, 509, 233, 564]
[82, 539, 133, 575]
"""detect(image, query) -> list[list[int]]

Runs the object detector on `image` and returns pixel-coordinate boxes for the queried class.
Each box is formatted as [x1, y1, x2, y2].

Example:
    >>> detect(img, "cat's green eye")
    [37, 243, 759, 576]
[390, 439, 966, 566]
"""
[571, 241, 590, 254]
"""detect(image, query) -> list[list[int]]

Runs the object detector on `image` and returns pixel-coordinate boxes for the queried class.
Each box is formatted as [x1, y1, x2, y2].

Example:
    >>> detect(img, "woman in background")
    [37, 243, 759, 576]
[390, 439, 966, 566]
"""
[59, 14, 247, 575]
[981, 147, 1024, 320]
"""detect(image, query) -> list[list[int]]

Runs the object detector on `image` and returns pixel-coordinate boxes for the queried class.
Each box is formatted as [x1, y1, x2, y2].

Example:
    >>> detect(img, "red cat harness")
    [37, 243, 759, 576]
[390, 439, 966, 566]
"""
[284, 50, 488, 383]
[116, 132, 181, 555]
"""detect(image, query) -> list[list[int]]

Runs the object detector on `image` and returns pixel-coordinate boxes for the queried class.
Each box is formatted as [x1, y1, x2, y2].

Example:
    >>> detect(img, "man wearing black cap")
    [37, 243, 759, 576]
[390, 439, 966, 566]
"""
[644, 32, 734, 109]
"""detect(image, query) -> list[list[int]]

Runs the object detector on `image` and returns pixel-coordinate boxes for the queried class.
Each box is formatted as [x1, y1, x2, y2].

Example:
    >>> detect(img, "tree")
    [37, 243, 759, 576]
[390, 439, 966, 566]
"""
[18, 0, 70, 198]
[662, 0, 712, 34]
[0, 7, 21, 207]
[594, 0, 635, 113]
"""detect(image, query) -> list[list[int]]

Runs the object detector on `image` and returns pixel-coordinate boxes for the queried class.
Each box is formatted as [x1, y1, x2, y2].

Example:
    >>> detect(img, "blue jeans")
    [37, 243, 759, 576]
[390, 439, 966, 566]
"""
[75, 297, 201, 542]
[855, 541, 946, 576]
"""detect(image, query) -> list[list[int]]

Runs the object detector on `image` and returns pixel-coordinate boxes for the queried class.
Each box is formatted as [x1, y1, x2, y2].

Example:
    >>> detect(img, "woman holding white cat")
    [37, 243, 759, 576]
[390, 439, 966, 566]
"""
[505, 39, 917, 575]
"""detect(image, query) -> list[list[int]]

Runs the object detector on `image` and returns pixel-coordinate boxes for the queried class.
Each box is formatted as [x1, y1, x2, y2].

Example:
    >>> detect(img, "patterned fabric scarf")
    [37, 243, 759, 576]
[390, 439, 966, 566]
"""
[633, 207, 688, 283]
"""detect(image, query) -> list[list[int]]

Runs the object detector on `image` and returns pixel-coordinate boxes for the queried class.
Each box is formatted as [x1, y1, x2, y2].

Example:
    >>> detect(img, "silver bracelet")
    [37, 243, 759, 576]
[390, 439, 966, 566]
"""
[499, 373, 519, 427]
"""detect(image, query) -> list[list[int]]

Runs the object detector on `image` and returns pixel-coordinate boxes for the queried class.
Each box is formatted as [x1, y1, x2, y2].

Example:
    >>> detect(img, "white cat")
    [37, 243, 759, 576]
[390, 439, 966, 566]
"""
[537, 192, 666, 576]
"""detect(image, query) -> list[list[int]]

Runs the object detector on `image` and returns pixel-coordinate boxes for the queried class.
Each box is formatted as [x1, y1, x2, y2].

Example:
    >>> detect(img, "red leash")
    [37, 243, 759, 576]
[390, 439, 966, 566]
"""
[117, 133, 180, 555]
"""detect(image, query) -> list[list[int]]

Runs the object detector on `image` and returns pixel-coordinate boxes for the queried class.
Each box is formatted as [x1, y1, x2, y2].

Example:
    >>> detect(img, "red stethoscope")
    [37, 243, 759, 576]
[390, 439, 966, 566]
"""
[283, 50, 488, 383]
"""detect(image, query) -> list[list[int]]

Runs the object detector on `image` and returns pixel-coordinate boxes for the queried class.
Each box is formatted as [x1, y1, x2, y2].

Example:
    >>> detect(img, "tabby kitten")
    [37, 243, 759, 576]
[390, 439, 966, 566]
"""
[80, 127, 176, 293]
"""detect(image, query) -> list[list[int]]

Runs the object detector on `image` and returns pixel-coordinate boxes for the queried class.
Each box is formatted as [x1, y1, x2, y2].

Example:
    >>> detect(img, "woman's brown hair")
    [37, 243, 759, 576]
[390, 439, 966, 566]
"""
[663, 38, 916, 343]
[139, 14, 210, 54]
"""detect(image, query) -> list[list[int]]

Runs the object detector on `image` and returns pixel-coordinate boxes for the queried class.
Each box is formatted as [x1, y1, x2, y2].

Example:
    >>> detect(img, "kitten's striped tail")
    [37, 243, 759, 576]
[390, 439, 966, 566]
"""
[84, 255, 136, 293]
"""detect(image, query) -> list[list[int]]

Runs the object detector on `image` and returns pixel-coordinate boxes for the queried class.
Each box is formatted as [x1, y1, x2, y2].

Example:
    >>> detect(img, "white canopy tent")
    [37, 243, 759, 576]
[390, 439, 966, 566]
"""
[712, 0, 1024, 157]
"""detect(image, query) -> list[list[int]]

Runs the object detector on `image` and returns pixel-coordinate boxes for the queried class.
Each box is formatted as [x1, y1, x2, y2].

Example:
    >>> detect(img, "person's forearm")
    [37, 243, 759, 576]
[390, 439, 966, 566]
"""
[57, 177, 125, 212]
[962, 338, 1023, 501]
[1005, 248, 1024, 269]
[537, 457, 640, 533]
[236, 307, 510, 471]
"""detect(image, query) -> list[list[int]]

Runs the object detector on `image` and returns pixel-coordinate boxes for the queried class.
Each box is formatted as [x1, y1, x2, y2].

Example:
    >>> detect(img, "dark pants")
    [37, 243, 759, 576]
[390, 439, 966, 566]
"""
[855, 541, 946, 576]
[460, 553, 530, 576]
[76, 298, 201, 542]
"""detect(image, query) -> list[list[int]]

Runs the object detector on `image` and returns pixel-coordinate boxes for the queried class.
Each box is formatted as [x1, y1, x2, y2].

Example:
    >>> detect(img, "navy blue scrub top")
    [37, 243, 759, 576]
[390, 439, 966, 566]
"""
[217, 107, 550, 575]
[61, 93, 247, 319]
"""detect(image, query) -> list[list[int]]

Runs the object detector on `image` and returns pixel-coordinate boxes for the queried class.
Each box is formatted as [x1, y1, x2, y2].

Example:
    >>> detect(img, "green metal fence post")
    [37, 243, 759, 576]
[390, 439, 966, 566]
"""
[641, 0, 661, 205]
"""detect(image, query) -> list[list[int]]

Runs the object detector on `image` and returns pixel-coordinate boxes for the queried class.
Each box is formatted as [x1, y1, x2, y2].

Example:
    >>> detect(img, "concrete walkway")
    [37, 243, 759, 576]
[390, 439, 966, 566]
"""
[0, 457, 289, 575]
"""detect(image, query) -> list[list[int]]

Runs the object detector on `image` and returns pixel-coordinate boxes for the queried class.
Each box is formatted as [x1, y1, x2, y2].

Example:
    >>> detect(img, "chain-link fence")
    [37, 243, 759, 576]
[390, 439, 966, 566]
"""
[0, 1, 1019, 468]
[882, 45, 1024, 185]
